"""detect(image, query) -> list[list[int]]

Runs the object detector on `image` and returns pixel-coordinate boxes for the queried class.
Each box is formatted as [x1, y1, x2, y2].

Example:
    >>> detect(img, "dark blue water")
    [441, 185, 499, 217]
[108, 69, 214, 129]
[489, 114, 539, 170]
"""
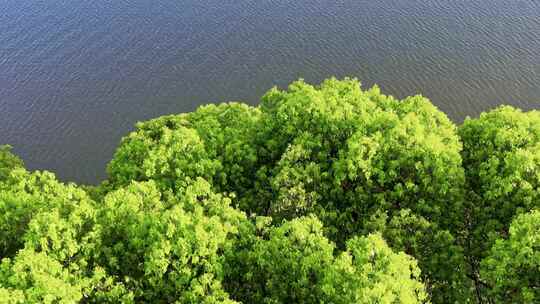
[1, 0, 539, 184]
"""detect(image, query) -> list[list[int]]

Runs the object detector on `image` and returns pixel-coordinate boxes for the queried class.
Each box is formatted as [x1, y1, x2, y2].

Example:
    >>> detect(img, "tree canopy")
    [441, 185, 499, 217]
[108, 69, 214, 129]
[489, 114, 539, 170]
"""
[0, 145, 24, 181]
[1, 78, 539, 303]
[481, 210, 540, 302]
[224, 216, 427, 304]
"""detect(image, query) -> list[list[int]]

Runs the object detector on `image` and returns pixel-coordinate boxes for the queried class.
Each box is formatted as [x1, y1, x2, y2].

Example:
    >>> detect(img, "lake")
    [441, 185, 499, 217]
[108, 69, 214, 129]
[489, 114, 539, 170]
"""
[1, 0, 539, 184]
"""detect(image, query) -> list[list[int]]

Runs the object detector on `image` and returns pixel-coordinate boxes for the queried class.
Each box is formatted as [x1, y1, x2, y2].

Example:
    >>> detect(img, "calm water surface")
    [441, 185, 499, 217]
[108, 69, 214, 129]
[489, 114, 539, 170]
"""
[1, 0, 539, 183]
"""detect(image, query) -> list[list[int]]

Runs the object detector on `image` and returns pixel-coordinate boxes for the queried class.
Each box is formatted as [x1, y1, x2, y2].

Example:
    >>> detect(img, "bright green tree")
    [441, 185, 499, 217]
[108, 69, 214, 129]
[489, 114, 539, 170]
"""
[481, 210, 540, 303]
[5, 78, 540, 303]
[91, 179, 243, 303]
[105, 78, 471, 302]
[107, 103, 260, 197]
[254, 78, 464, 235]
[0, 250, 90, 304]
[0, 168, 93, 259]
[224, 216, 427, 304]
[0, 164, 246, 302]
[460, 106, 540, 252]
[252, 79, 470, 301]
[0, 166, 104, 303]
[0, 145, 24, 181]
[459, 106, 540, 300]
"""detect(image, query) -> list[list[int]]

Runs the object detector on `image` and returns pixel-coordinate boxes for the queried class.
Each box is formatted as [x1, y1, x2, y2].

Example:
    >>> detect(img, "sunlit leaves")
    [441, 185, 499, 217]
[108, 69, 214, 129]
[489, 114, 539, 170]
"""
[0, 169, 93, 259]
[225, 216, 427, 304]
[2, 78, 539, 303]
[481, 210, 540, 303]
[0, 145, 24, 182]
[459, 106, 540, 300]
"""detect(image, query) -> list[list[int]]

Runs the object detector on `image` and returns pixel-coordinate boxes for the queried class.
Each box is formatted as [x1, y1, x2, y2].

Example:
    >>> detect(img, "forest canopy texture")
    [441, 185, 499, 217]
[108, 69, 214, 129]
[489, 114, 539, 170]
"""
[1, 78, 539, 303]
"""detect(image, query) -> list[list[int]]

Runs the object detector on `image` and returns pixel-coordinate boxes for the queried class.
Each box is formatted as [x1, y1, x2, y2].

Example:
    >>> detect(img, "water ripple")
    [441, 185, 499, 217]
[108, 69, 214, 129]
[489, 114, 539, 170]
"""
[0, 0, 539, 183]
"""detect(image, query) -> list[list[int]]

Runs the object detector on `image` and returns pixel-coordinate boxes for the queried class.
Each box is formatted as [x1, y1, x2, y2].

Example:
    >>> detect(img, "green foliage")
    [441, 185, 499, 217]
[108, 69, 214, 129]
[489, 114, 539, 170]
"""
[0, 166, 111, 303]
[2, 78, 539, 303]
[460, 106, 540, 256]
[0, 145, 24, 182]
[225, 216, 427, 304]
[364, 209, 472, 302]
[107, 103, 260, 197]
[107, 118, 222, 193]
[104, 79, 468, 301]
[459, 106, 540, 301]
[0, 156, 248, 303]
[0, 250, 88, 303]
[252, 79, 467, 301]
[481, 210, 540, 303]
[93, 179, 243, 303]
[256, 78, 464, 234]
[0, 169, 93, 259]
[184, 103, 261, 196]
